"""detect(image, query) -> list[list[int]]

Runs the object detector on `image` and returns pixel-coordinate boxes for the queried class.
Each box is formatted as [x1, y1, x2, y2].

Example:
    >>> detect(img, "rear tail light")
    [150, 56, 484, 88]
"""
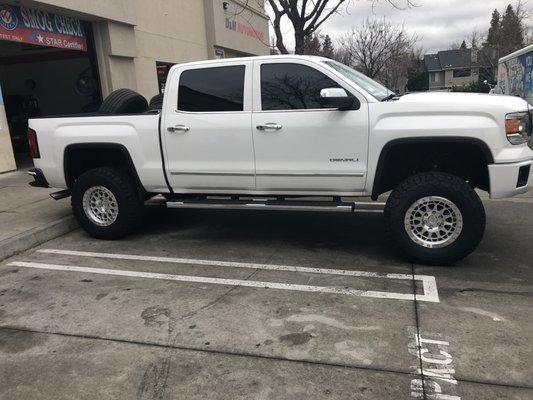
[27, 128, 40, 158]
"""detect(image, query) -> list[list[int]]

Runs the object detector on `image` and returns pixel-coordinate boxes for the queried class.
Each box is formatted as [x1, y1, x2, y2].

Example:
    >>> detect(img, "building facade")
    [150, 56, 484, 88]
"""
[424, 48, 493, 91]
[0, 0, 270, 172]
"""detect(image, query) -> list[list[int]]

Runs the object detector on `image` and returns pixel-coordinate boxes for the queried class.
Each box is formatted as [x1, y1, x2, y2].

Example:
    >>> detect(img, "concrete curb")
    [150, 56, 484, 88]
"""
[0, 216, 78, 261]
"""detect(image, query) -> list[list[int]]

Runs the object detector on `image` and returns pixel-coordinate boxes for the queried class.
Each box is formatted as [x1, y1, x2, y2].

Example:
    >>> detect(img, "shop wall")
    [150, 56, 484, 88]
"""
[205, 0, 269, 58]
[91, 20, 138, 98]
[132, 0, 210, 100]
[28, 0, 135, 25]
[0, 85, 16, 173]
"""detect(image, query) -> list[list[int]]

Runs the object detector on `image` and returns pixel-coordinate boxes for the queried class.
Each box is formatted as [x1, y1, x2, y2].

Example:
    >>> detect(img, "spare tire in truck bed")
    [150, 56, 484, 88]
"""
[98, 89, 148, 115]
[149, 93, 164, 110]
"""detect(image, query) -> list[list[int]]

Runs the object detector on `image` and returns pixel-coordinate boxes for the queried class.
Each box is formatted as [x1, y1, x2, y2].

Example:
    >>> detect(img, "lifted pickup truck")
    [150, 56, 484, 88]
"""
[28, 55, 533, 265]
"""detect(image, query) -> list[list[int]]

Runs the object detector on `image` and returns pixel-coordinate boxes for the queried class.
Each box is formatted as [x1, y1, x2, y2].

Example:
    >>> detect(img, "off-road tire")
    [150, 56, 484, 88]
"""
[98, 89, 148, 115]
[384, 172, 486, 265]
[72, 167, 143, 239]
[149, 93, 164, 110]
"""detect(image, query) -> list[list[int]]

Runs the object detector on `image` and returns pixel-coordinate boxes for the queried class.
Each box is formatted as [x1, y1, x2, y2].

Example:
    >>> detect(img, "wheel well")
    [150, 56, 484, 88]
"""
[372, 139, 492, 199]
[64, 144, 147, 197]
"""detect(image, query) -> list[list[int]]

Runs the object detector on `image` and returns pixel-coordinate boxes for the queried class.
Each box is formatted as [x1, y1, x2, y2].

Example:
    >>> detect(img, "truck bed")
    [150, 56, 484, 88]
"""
[29, 113, 168, 193]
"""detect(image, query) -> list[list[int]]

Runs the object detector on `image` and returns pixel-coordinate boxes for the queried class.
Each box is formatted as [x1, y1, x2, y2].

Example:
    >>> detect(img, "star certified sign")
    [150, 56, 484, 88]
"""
[0, 4, 87, 51]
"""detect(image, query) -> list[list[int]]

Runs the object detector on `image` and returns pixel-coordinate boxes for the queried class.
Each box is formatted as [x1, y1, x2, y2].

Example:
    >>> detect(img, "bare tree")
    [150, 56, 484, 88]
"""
[515, 0, 533, 44]
[337, 17, 417, 90]
[449, 41, 462, 50]
[469, 29, 483, 49]
[264, 0, 416, 55]
[450, 31, 483, 50]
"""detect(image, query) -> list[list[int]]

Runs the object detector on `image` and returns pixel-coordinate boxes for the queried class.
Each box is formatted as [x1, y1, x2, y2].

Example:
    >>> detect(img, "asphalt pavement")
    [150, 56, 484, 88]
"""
[0, 192, 531, 399]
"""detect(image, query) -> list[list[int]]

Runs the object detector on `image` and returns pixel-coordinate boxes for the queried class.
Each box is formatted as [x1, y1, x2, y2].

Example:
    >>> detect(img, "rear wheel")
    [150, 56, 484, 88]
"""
[72, 167, 143, 239]
[384, 172, 485, 265]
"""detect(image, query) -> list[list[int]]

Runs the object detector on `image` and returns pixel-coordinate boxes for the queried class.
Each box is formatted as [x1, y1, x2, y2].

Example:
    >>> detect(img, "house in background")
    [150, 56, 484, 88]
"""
[424, 48, 494, 91]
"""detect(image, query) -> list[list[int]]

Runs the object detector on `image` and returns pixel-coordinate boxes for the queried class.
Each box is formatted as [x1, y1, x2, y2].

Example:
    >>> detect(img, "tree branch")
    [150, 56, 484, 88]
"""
[305, 0, 347, 34]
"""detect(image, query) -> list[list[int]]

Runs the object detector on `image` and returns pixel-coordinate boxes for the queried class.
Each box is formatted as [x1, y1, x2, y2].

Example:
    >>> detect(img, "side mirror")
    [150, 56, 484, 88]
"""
[320, 88, 359, 110]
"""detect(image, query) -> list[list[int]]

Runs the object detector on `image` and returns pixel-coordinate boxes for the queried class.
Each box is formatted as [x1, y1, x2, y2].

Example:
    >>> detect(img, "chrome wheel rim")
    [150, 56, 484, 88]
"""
[82, 186, 118, 226]
[404, 196, 463, 249]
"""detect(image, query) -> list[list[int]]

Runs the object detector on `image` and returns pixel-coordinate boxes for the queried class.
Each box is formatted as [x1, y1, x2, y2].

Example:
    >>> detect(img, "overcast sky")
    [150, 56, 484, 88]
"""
[276, 0, 531, 54]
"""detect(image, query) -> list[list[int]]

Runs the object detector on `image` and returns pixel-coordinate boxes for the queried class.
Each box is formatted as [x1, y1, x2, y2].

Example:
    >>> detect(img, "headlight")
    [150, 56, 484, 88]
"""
[505, 111, 531, 145]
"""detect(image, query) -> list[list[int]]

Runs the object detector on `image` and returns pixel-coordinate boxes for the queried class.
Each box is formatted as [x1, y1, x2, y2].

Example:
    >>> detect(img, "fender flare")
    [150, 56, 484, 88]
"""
[371, 136, 494, 200]
[63, 143, 147, 196]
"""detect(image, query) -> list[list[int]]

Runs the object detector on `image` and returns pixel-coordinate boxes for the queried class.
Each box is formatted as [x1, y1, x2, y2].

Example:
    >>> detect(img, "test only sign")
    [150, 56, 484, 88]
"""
[0, 4, 87, 52]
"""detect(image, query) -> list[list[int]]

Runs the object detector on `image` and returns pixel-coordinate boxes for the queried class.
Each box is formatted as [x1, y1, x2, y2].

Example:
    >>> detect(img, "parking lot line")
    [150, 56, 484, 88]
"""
[8, 261, 425, 302]
[37, 248, 439, 302]
[9, 249, 439, 302]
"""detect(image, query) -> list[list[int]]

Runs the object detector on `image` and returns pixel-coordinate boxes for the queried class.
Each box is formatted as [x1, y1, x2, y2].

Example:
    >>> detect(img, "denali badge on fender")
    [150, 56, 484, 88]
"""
[329, 158, 359, 162]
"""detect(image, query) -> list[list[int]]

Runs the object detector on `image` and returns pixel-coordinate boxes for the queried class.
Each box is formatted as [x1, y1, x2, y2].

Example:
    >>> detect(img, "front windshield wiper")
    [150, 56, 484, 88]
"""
[381, 93, 402, 102]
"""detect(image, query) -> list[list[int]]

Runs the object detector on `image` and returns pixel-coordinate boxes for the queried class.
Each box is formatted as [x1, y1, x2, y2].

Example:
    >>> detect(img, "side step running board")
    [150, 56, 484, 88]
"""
[166, 199, 385, 213]
[50, 189, 71, 200]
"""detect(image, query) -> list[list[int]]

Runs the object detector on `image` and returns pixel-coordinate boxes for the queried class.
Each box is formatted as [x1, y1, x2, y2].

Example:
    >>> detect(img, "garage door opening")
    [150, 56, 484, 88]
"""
[0, 19, 101, 169]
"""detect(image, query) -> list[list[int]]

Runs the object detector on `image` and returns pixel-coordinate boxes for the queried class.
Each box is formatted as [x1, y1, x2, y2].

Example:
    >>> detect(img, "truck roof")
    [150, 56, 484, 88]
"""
[170, 54, 330, 70]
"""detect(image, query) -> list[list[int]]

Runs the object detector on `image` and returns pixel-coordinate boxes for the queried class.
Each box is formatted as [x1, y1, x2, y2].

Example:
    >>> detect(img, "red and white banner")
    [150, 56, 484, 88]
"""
[0, 4, 87, 52]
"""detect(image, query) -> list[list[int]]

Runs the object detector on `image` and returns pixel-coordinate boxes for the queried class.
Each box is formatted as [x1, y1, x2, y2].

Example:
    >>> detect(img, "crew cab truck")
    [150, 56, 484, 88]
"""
[27, 56, 533, 265]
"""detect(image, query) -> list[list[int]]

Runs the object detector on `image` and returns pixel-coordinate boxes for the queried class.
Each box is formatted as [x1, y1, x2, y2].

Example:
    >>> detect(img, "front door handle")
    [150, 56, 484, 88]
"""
[256, 123, 282, 131]
[167, 125, 190, 133]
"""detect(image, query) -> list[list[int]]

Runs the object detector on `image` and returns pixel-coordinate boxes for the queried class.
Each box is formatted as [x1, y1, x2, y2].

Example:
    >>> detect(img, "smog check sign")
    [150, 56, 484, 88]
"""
[0, 5, 87, 52]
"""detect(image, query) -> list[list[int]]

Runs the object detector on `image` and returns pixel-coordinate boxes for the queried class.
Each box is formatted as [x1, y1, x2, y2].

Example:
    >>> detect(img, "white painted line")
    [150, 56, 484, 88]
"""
[10, 261, 420, 302]
[416, 275, 440, 303]
[37, 248, 439, 303]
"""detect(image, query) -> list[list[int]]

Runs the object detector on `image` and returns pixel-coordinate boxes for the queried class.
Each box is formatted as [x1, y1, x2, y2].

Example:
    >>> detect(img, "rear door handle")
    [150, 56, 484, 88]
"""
[167, 125, 190, 133]
[256, 123, 282, 131]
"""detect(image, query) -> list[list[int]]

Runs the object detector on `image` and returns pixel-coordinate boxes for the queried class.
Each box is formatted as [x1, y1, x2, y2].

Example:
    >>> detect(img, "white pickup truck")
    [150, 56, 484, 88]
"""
[27, 55, 533, 265]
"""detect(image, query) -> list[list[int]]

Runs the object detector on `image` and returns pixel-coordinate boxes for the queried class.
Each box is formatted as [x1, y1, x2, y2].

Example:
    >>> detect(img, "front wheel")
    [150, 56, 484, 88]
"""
[384, 172, 486, 265]
[72, 167, 143, 239]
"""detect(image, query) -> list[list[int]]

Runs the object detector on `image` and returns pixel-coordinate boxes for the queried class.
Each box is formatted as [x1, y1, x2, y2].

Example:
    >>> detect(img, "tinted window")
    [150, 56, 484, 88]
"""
[261, 63, 341, 110]
[178, 66, 245, 112]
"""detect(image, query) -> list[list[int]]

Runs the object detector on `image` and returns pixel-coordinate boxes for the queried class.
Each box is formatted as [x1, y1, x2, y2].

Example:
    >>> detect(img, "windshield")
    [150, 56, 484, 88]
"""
[323, 60, 394, 101]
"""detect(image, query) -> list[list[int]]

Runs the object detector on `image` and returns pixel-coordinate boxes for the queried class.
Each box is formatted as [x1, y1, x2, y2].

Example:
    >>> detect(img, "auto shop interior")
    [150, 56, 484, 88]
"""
[0, 10, 101, 168]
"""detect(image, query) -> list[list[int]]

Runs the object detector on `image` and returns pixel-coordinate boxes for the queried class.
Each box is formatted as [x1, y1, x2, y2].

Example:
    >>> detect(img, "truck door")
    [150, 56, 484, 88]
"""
[251, 60, 368, 194]
[161, 60, 255, 192]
